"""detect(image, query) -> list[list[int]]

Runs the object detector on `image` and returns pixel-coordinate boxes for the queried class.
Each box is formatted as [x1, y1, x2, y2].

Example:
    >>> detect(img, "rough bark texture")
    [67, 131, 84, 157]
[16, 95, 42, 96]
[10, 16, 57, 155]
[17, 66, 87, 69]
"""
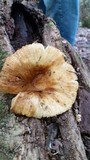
[0, 1, 89, 160]
[43, 21, 88, 160]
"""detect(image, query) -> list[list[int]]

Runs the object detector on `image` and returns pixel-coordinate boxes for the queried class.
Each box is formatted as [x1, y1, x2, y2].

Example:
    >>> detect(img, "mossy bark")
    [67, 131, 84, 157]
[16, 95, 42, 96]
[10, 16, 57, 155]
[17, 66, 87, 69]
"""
[0, 1, 88, 160]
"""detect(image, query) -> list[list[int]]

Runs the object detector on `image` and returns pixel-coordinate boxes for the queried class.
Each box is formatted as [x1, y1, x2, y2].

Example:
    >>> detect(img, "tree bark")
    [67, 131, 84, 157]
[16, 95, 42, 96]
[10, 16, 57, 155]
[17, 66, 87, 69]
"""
[0, 1, 88, 160]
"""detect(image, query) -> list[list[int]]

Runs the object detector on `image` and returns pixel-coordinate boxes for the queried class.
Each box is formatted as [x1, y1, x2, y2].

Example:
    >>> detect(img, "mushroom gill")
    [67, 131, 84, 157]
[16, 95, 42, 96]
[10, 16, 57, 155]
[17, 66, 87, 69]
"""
[0, 43, 79, 118]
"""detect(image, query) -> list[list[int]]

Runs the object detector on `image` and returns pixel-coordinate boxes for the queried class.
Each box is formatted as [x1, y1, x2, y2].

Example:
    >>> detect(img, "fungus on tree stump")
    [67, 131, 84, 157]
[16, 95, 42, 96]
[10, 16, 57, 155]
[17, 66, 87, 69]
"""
[0, 43, 78, 118]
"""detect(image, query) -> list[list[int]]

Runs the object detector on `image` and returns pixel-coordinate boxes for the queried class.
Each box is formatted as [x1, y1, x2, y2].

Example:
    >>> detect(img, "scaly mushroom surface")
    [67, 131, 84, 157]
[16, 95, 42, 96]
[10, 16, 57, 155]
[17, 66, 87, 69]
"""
[0, 43, 78, 118]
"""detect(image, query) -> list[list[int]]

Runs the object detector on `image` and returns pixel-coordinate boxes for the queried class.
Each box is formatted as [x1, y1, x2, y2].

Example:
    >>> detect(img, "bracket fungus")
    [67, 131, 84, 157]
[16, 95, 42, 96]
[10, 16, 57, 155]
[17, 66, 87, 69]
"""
[0, 43, 78, 118]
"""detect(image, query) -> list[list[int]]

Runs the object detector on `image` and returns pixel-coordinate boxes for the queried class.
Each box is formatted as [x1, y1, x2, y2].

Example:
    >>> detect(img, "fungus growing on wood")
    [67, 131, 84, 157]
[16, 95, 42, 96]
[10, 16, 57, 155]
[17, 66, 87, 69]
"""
[0, 43, 78, 118]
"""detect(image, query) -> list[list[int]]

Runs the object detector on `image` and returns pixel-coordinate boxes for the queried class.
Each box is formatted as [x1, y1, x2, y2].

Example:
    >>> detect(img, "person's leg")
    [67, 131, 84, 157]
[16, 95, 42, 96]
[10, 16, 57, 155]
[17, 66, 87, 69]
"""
[38, 0, 46, 14]
[39, 0, 80, 45]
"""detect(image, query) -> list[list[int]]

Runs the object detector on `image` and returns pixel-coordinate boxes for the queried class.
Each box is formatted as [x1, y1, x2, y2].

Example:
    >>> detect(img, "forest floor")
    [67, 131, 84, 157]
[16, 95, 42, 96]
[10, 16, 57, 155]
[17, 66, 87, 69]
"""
[74, 27, 90, 69]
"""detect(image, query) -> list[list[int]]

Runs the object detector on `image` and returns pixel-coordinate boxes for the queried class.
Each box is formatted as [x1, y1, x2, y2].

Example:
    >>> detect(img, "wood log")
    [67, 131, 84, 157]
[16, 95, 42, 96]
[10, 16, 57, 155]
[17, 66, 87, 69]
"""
[0, 1, 88, 160]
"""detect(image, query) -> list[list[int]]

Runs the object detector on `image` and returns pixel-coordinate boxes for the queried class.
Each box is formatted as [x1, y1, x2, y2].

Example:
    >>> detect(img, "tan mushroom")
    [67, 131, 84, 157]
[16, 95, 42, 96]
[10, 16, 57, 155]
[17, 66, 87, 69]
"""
[0, 43, 78, 118]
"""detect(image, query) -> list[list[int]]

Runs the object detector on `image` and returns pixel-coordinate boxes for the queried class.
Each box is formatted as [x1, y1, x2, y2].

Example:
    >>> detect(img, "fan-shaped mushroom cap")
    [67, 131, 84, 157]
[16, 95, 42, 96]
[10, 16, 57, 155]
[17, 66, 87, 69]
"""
[0, 43, 78, 118]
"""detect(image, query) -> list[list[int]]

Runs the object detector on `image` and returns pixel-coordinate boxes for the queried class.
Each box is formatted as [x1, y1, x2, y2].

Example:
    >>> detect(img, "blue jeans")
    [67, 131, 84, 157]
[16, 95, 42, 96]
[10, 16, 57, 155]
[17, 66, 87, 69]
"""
[39, 0, 80, 45]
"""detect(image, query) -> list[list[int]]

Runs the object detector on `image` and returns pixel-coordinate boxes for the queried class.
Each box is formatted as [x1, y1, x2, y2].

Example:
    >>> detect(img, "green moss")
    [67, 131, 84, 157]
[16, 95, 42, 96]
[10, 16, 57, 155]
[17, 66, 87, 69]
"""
[0, 100, 4, 109]
[0, 114, 15, 159]
[0, 99, 8, 121]
[48, 21, 55, 27]
[0, 114, 21, 160]
[0, 100, 5, 119]
[0, 93, 14, 121]
[0, 146, 14, 160]
[0, 48, 8, 70]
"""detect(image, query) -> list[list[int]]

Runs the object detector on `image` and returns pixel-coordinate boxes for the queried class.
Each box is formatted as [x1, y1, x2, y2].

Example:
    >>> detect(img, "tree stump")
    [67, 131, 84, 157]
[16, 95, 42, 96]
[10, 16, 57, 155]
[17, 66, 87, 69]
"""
[0, 1, 89, 160]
